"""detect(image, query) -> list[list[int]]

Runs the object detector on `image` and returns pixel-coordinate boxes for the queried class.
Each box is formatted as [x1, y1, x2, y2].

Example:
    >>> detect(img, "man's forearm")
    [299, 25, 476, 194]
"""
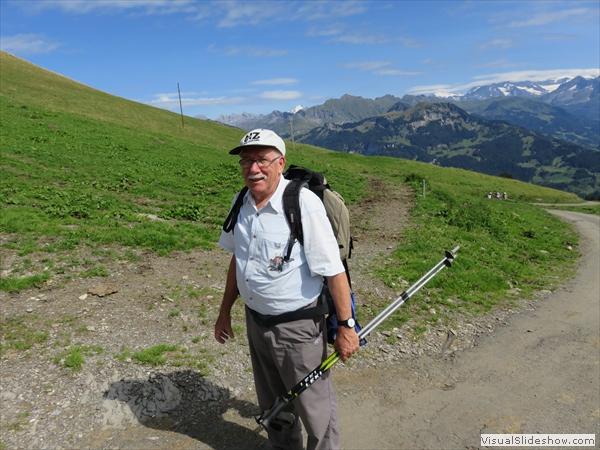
[327, 271, 359, 361]
[219, 254, 239, 315]
[215, 255, 240, 343]
[327, 272, 352, 319]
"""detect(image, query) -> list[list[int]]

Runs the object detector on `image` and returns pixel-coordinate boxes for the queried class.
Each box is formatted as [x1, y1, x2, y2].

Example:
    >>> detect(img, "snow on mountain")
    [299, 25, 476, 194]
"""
[433, 91, 464, 100]
[463, 77, 592, 101]
[288, 105, 305, 114]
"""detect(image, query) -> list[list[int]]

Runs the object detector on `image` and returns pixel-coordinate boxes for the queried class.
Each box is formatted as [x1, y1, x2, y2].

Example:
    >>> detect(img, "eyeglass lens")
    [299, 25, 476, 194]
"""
[239, 156, 280, 168]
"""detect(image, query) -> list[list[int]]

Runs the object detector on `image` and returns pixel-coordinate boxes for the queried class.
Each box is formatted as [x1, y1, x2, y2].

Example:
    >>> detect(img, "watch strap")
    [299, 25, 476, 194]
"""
[338, 318, 355, 328]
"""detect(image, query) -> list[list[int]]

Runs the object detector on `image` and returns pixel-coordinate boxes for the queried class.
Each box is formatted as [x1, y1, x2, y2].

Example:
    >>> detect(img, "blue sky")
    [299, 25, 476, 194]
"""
[2, 1, 599, 120]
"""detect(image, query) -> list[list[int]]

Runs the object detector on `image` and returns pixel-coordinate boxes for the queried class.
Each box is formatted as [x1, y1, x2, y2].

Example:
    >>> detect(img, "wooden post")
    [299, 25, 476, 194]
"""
[422, 179, 426, 197]
[288, 118, 295, 151]
[177, 83, 184, 129]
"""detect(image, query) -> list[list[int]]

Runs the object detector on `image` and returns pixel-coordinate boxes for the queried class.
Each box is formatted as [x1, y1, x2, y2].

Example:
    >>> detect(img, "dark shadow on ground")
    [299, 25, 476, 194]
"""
[105, 370, 268, 449]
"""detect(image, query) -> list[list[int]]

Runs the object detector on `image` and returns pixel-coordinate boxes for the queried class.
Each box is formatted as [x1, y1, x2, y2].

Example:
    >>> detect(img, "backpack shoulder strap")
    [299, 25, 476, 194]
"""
[223, 186, 249, 233]
[285, 165, 327, 200]
[282, 179, 307, 262]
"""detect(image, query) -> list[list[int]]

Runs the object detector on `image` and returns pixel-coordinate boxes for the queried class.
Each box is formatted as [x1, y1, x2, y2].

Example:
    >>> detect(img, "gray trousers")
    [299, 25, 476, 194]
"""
[246, 306, 341, 450]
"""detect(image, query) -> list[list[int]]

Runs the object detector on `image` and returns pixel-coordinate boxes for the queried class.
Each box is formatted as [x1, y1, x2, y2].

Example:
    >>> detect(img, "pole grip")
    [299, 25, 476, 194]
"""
[255, 396, 290, 430]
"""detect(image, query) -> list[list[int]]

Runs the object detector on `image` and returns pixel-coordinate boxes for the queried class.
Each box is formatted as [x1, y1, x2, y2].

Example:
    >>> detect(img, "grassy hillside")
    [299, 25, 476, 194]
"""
[0, 52, 243, 146]
[0, 51, 585, 332]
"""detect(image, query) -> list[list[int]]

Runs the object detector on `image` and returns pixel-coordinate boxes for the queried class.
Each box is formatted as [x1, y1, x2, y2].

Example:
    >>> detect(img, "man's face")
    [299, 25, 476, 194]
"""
[239, 146, 285, 204]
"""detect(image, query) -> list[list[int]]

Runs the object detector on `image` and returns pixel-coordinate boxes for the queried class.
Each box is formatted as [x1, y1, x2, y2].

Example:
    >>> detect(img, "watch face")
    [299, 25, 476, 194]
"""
[347, 318, 356, 328]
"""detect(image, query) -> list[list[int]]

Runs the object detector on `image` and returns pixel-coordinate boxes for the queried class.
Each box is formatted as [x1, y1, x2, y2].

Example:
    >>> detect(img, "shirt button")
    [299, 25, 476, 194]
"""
[250, 257, 254, 261]
[253, 235, 257, 239]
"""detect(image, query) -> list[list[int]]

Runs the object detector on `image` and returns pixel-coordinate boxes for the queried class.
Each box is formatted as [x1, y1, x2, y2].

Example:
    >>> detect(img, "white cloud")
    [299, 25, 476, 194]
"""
[28, 0, 199, 14]
[296, 1, 367, 21]
[407, 68, 600, 95]
[26, 0, 369, 26]
[420, 58, 455, 68]
[373, 69, 425, 76]
[147, 88, 304, 114]
[508, 8, 590, 27]
[258, 90, 302, 100]
[147, 93, 246, 109]
[206, 44, 290, 58]
[0, 34, 62, 55]
[477, 38, 516, 50]
[333, 31, 392, 45]
[342, 61, 423, 76]
[306, 24, 345, 37]
[328, 30, 423, 48]
[216, 2, 290, 27]
[472, 69, 600, 83]
[206, 43, 288, 57]
[396, 36, 425, 49]
[151, 91, 302, 110]
[246, 47, 288, 57]
[206, 1, 369, 27]
[341, 61, 392, 72]
[251, 78, 298, 86]
[474, 59, 520, 69]
[407, 84, 459, 96]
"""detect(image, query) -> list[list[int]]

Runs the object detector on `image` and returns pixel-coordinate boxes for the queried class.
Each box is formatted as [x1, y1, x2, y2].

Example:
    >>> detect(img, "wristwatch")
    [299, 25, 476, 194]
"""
[338, 317, 356, 328]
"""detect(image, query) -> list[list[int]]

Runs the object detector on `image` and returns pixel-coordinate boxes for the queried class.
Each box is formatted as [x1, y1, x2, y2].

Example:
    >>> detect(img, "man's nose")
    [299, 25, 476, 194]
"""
[248, 161, 262, 171]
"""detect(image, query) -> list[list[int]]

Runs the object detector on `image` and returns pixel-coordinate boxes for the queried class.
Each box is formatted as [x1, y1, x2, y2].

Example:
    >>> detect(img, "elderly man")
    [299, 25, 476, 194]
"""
[215, 129, 359, 449]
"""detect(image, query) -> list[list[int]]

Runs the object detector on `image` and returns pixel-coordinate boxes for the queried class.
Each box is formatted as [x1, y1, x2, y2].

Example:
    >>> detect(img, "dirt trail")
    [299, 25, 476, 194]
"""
[335, 210, 600, 449]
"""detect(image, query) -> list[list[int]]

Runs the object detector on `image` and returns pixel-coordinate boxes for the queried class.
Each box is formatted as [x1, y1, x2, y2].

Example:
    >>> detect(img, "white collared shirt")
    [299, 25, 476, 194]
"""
[219, 175, 344, 315]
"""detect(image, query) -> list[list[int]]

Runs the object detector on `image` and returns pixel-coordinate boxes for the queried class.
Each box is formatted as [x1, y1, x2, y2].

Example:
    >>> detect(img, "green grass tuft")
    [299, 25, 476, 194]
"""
[131, 344, 179, 366]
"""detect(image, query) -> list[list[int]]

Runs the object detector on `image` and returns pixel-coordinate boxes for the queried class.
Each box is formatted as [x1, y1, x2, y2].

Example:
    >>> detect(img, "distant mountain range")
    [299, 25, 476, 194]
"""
[213, 94, 403, 137]
[294, 102, 599, 198]
[200, 76, 599, 197]
[447, 75, 598, 122]
[205, 76, 599, 143]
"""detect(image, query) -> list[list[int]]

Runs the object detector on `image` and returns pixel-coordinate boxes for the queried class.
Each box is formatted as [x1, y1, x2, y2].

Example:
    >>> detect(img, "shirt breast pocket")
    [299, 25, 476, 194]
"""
[260, 237, 300, 277]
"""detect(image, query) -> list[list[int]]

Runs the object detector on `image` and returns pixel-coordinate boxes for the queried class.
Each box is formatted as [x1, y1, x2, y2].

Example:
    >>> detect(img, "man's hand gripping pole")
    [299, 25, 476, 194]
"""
[254, 246, 459, 433]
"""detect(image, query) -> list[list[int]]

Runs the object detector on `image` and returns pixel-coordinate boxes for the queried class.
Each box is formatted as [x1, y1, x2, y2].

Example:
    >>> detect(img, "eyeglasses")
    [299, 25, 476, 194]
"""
[239, 155, 282, 169]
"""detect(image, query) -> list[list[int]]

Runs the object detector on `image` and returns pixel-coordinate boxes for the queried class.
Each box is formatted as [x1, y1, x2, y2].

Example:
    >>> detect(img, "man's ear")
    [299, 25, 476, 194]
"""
[277, 156, 286, 174]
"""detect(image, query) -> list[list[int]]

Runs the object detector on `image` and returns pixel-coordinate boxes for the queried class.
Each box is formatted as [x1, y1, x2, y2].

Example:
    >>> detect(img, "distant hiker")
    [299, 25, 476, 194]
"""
[215, 129, 359, 449]
[487, 192, 492, 199]
[503, 192, 508, 200]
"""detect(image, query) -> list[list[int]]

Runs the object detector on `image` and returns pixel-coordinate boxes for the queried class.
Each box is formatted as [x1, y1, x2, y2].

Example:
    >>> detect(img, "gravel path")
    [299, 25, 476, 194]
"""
[336, 210, 599, 449]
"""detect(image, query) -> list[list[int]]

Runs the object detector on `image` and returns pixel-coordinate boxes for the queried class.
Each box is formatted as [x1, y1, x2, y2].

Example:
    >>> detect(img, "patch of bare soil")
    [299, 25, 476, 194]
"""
[348, 177, 414, 305]
[1, 181, 593, 450]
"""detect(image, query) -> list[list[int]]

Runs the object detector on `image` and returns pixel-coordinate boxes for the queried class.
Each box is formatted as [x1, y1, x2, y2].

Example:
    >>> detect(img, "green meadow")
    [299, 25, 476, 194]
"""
[0, 51, 586, 334]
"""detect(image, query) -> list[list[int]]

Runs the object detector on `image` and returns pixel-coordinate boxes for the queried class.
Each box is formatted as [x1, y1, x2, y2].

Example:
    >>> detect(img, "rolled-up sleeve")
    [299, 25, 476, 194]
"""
[299, 191, 345, 277]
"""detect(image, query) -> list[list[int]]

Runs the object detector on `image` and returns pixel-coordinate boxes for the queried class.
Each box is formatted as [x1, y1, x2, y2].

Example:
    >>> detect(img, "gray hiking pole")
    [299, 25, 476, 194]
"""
[254, 246, 460, 432]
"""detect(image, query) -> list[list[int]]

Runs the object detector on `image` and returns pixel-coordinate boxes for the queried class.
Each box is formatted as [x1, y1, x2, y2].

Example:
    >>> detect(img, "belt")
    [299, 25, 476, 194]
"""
[246, 295, 329, 328]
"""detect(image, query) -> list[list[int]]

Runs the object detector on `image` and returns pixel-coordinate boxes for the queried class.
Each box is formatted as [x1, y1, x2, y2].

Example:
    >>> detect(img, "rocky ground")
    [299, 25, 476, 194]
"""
[0, 181, 589, 450]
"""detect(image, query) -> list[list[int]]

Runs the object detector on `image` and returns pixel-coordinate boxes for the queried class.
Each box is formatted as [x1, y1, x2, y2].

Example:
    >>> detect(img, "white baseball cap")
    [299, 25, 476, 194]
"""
[229, 129, 286, 156]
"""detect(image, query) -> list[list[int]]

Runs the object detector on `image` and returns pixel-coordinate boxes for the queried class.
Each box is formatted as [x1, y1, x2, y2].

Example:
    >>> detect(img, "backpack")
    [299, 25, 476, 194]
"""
[222, 165, 366, 345]
[280, 166, 352, 282]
